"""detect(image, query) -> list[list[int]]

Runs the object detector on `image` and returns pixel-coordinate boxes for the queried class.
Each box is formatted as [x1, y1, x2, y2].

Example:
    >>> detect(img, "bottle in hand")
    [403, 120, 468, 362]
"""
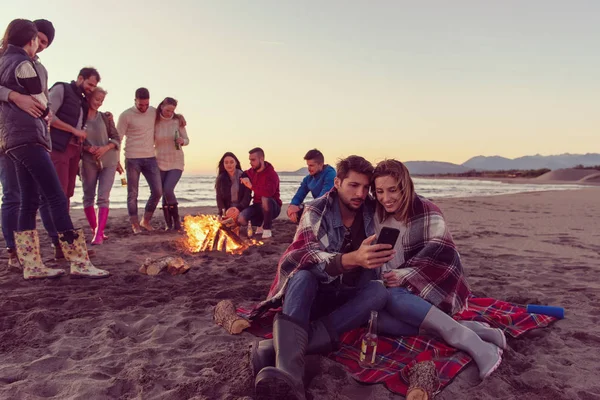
[174, 130, 181, 150]
[247, 221, 253, 238]
[359, 311, 378, 368]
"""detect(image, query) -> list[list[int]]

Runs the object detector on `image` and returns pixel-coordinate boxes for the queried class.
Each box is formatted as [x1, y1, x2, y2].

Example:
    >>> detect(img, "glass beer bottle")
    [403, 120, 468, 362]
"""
[359, 311, 378, 368]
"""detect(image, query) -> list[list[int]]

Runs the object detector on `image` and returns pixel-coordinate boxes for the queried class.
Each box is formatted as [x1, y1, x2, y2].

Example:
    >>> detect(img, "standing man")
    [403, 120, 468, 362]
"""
[287, 148, 335, 223]
[48, 67, 100, 206]
[238, 147, 282, 239]
[117, 87, 163, 233]
[0, 19, 59, 265]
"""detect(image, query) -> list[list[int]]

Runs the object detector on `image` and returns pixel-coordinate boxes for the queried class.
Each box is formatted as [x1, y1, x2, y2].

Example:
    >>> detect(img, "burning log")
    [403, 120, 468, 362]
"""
[214, 300, 250, 334]
[183, 214, 261, 254]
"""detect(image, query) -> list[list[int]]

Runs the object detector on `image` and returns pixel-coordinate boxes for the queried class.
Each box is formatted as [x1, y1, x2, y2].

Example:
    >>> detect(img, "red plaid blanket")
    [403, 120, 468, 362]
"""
[238, 297, 556, 396]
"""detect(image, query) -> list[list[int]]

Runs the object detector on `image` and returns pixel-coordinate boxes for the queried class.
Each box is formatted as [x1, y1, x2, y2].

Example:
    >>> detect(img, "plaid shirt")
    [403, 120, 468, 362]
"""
[250, 189, 376, 319]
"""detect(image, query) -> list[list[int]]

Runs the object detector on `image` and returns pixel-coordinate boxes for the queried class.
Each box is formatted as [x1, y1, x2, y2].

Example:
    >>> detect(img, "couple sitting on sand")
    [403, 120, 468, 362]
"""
[248, 155, 506, 400]
[215, 147, 282, 239]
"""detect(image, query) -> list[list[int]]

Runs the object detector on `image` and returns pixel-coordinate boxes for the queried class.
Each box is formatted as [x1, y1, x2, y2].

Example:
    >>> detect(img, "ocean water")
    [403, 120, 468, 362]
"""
[69, 174, 585, 209]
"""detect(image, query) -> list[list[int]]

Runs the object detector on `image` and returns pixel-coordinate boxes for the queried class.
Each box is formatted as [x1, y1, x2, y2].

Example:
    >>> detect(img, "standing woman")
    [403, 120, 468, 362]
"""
[81, 87, 120, 245]
[215, 152, 251, 220]
[154, 97, 188, 230]
[0, 19, 109, 279]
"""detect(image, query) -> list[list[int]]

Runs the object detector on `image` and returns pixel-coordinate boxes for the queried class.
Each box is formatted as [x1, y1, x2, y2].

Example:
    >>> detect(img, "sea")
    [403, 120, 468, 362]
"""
[69, 174, 586, 209]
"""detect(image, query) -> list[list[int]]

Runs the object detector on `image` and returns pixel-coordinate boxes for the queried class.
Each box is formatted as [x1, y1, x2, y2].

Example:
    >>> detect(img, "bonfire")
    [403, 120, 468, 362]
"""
[182, 214, 261, 254]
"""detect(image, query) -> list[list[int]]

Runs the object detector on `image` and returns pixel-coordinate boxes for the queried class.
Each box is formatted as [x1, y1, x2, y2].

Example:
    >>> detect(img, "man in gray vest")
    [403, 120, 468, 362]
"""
[48, 67, 100, 206]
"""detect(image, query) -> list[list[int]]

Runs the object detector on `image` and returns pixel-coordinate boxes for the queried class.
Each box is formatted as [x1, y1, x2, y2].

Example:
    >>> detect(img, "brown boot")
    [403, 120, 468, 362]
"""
[140, 211, 155, 231]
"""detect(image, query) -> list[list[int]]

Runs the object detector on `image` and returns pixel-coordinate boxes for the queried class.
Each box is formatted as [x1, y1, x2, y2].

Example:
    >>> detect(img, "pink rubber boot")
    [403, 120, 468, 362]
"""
[92, 208, 109, 245]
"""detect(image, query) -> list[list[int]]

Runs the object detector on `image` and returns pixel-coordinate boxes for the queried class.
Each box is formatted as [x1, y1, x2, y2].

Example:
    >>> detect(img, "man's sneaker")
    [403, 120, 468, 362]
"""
[261, 229, 272, 239]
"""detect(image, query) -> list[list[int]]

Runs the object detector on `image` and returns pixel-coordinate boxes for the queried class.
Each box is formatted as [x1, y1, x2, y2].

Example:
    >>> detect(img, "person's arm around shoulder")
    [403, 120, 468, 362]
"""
[116, 110, 129, 139]
[178, 125, 189, 146]
[103, 112, 121, 149]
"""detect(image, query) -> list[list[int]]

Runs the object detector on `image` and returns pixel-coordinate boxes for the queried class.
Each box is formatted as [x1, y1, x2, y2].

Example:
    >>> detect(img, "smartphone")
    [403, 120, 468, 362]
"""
[376, 227, 400, 248]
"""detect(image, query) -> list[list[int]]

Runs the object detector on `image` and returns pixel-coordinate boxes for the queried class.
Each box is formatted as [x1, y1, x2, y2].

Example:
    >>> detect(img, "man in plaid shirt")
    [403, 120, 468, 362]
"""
[251, 155, 395, 400]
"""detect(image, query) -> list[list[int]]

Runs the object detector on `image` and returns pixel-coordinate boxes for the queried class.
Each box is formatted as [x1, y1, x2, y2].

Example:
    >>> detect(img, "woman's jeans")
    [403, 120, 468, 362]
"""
[6, 145, 73, 233]
[160, 169, 183, 206]
[0, 153, 19, 248]
[282, 268, 388, 336]
[81, 162, 117, 208]
[378, 287, 433, 336]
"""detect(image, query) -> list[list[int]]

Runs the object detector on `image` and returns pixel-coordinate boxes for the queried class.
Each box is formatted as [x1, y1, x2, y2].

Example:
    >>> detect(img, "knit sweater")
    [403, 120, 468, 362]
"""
[117, 106, 157, 159]
[154, 116, 189, 171]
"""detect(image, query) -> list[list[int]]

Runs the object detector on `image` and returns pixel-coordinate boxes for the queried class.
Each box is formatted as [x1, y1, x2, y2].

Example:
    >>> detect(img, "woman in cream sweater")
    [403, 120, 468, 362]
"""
[154, 97, 189, 231]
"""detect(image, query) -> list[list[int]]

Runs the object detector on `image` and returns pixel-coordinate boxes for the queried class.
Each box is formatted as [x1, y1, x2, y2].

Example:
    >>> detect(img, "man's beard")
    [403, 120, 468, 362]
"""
[339, 196, 364, 212]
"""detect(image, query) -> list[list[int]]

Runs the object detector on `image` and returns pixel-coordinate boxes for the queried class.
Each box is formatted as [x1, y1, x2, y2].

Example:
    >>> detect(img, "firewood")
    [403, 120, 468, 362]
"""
[407, 361, 438, 400]
[146, 262, 167, 276]
[140, 256, 190, 276]
[214, 300, 250, 334]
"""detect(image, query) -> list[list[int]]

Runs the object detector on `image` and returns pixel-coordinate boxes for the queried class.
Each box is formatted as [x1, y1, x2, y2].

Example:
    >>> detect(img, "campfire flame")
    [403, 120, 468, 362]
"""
[182, 214, 261, 254]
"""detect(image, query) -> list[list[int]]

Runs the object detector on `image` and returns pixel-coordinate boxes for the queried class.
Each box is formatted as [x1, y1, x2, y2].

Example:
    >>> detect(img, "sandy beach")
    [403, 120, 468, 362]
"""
[1, 187, 600, 399]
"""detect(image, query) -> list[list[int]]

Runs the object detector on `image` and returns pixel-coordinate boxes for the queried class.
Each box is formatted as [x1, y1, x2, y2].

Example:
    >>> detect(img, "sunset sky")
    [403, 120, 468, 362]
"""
[2, 1, 599, 174]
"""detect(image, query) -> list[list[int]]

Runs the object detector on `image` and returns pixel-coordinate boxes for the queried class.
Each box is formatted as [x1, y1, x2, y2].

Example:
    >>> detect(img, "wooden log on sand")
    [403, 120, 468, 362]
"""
[406, 361, 439, 400]
[214, 300, 250, 334]
[139, 256, 190, 276]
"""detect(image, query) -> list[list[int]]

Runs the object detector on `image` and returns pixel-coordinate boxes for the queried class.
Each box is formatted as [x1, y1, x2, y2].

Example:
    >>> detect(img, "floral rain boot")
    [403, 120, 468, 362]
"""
[58, 228, 110, 278]
[14, 230, 65, 280]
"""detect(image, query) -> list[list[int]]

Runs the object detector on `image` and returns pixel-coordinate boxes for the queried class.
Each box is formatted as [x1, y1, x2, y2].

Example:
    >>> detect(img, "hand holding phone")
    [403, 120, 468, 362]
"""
[375, 227, 400, 249]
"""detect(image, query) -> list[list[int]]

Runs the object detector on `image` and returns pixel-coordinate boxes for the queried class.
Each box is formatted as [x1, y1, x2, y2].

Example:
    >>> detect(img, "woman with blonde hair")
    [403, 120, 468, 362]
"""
[372, 159, 504, 380]
[81, 87, 121, 245]
[154, 97, 189, 230]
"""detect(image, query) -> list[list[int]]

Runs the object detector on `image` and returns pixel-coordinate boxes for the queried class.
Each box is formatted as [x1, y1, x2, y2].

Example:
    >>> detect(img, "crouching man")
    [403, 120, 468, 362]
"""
[248, 155, 396, 400]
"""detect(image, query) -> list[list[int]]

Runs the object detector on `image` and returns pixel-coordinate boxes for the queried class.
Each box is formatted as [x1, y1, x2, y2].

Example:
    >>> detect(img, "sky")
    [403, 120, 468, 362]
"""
[2, 0, 599, 173]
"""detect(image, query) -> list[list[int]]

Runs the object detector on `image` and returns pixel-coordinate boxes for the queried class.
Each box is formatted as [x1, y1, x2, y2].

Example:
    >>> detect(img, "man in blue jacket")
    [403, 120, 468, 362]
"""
[286, 149, 336, 223]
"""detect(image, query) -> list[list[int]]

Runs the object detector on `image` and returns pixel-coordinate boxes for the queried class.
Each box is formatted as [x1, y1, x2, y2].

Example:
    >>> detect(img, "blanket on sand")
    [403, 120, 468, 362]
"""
[239, 297, 556, 396]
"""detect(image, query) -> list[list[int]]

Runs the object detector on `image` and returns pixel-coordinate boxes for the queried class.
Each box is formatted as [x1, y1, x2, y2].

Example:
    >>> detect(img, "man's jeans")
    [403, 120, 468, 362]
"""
[0, 153, 19, 249]
[126, 157, 163, 217]
[81, 162, 118, 208]
[282, 269, 388, 336]
[7, 145, 73, 233]
[239, 197, 281, 230]
[160, 169, 183, 206]
[378, 287, 433, 337]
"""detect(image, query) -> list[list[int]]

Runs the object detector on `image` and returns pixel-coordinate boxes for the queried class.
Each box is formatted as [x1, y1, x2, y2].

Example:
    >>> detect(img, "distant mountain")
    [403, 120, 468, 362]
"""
[462, 153, 600, 171]
[404, 161, 470, 175]
[280, 153, 600, 176]
[279, 167, 308, 176]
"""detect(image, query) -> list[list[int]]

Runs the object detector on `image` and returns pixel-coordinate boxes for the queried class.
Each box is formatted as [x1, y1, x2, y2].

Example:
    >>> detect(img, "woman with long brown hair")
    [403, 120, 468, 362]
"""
[215, 152, 251, 220]
[372, 159, 504, 380]
[154, 97, 189, 230]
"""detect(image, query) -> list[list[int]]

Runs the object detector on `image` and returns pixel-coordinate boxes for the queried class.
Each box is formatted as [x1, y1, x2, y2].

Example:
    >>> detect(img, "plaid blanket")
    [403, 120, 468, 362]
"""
[389, 195, 471, 315]
[239, 297, 557, 396]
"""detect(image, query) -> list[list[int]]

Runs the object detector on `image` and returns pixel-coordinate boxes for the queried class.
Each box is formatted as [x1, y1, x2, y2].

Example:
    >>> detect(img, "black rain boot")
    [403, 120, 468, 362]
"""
[170, 204, 181, 231]
[255, 314, 308, 400]
[250, 318, 336, 379]
[162, 205, 173, 231]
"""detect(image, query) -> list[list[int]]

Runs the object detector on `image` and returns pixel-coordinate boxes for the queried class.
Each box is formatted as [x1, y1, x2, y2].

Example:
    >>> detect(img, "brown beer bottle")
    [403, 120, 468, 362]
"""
[359, 311, 378, 368]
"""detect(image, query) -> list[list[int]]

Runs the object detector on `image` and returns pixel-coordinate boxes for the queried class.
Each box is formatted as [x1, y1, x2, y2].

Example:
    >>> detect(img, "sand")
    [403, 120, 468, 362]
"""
[1, 187, 600, 399]
[535, 168, 600, 183]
